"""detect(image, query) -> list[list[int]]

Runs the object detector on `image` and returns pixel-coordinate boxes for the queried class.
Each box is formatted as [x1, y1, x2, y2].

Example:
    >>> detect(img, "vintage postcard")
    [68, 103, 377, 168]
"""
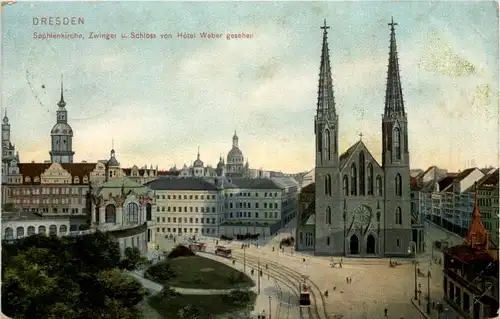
[1, 1, 498, 319]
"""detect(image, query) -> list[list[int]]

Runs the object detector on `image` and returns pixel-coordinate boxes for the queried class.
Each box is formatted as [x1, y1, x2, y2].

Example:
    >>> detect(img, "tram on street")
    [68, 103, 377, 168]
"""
[188, 242, 207, 252]
[299, 283, 311, 307]
[215, 246, 232, 258]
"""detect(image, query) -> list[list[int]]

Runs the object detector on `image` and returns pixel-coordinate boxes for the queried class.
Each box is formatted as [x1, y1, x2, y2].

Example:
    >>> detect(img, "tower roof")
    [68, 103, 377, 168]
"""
[2, 109, 8, 124]
[463, 183, 492, 250]
[58, 74, 66, 108]
[316, 19, 336, 118]
[384, 17, 405, 117]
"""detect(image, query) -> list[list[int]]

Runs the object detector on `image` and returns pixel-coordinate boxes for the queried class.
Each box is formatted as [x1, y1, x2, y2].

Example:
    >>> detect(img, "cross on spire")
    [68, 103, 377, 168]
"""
[359, 132, 363, 140]
[388, 16, 398, 30]
[58, 73, 66, 108]
[112, 138, 114, 150]
[320, 19, 330, 31]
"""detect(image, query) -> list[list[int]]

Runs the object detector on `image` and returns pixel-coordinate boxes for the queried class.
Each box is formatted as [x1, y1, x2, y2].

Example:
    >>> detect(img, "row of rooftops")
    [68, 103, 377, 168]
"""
[410, 166, 499, 193]
[145, 176, 299, 191]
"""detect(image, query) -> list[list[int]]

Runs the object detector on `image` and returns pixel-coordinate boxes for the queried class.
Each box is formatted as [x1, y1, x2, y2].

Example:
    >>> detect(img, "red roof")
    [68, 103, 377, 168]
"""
[463, 186, 493, 250]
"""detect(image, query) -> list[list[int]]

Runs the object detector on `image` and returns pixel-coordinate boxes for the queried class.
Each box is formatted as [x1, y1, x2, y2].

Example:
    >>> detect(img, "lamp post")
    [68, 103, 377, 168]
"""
[408, 241, 418, 300]
[343, 199, 347, 256]
[268, 296, 272, 319]
[257, 258, 261, 294]
[243, 244, 247, 273]
[427, 269, 431, 314]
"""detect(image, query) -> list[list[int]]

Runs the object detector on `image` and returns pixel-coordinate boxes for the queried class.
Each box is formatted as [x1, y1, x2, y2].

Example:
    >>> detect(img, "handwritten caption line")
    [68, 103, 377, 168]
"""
[32, 32, 255, 40]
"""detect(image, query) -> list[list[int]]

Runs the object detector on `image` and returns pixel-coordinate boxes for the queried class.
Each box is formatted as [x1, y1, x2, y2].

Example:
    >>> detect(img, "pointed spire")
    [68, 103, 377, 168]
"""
[197, 146, 200, 159]
[464, 182, 491, 249]
[316, 19, 336, 117]
[384, 17, 405, 117]
[58, 74, 66, 108]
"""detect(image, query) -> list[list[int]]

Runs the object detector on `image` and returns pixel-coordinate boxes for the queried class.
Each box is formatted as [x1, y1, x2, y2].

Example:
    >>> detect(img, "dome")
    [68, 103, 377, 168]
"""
[217, 158, 225, 169]
[193, 158, 204, 167]
[227, 147, 243, 158]
[107, 149, 120, 167]
[50, 123, 73, 136]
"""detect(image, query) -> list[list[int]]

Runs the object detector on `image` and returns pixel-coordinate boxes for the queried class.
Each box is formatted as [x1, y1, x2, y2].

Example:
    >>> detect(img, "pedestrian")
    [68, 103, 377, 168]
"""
[349, 277, 352, 284]
[346, 277, 349, 284]
[384, 308, 388, 317]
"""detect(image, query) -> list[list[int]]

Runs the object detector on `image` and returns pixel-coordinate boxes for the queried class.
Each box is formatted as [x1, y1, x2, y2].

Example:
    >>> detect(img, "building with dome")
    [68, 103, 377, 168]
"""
[49, 78, 74, 164]
[226, 131, 250, 177]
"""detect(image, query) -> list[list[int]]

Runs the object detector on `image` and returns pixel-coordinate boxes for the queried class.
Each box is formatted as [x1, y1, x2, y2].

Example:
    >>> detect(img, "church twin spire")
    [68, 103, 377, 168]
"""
[316, 19, 337, 118]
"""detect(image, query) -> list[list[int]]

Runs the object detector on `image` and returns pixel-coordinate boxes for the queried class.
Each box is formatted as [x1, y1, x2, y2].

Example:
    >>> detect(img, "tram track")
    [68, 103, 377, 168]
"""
[232, 251, 329, 319]
[273, 277, 283, 319]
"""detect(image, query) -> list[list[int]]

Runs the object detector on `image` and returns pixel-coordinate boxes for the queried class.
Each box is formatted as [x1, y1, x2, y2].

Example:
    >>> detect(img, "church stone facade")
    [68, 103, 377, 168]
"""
[296, 19, 412, 257]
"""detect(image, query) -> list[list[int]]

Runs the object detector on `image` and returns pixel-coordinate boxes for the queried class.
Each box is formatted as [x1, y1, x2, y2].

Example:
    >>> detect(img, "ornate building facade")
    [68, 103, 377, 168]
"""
[296, 19, 413, 257]
[226, 131, 249, 177]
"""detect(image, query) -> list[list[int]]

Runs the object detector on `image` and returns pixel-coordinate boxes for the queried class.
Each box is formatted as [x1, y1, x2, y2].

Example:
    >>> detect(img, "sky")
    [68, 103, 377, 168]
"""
[1, 1, 498, 173]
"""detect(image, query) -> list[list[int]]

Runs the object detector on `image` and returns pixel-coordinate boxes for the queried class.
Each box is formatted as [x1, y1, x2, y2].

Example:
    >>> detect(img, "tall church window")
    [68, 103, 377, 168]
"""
[367, 164, 374, 195]
[376, 175, 383, 196]
[342, 175, 349, 196]
[334, 131, 337, 154]
[105, 204, 117, 223]
[395, 207, 402, 224]
[350, 163, 357, 196]
[395, 174, 402, 197]
[324, 129, 331, 160]
[358, 152, 365, 196]
[394, 128, 401, 160]
[326, 206, 331, 224]
[317, 126, 323, 152]
[324, 174, 331, 196]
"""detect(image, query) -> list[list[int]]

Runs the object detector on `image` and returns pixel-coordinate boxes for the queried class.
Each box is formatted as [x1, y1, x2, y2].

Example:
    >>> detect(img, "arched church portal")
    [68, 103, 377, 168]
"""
[366, 234, 376, 254]
[349, 234, 359, 254]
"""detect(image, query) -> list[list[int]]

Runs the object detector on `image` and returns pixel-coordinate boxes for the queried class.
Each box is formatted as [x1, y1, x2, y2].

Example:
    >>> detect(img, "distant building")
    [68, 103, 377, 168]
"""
[226, 132, 250, 177]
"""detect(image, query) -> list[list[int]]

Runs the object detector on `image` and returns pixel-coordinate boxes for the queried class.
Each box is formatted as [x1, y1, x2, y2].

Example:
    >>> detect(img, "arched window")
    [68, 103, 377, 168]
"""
[38, 225, 46, 235]
[324, 174, 331, 196]
[367, 164, 374, 195]
[376, 175, 383, 196]
[334, 131, 338, 154]
[350, 163, 357, 196]
[49, 225, 57, 235]
[324, 129, 331, 160]
[395, 207, 402, 224]
[27, 226, 35, 236]
[59, 225, 67, 234]
[342, 175, 349, 196]
[326, 206, 332, 224]
[395, 174, 402, 197]
[146, 203, 152, 221]
[105, 204, 117, 223]
[16, 226, 24, 238]
[4, 227, 13, 239]
[358, 152, 365, 196]
[126, 203, 140, 224]
[317, 128, 323, 152]
[394, 128, 401, 160]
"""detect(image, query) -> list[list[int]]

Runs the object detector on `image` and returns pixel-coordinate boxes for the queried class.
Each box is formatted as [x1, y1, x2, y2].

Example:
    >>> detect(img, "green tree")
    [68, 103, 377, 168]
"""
[120, 247, 147, 271]
[177, 305, 203, 319]
[2, 231, 145, 319]
[145, 261, 176, 282]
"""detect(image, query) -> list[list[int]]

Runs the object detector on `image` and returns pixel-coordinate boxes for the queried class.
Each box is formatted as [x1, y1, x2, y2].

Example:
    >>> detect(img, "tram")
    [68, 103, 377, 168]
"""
[215, 246, 232, 258]
[299, 283, 311, 307]
[188, 242, 207, 252]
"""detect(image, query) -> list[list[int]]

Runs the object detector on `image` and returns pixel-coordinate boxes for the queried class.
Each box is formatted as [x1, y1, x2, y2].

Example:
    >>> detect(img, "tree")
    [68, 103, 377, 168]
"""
[145, 261, 176, 283]
[177, 305, 203, 319]
[1, 231, 145, 319]
[120, 247, 147, 271]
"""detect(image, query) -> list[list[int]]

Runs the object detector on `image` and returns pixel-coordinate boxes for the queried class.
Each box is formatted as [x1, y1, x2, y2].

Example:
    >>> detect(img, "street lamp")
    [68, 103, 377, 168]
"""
[268, 296, 272, 319]
[343, 199, 347, 256]
[427, 269, 431, 314]
[243, 244, 247, 273]
[408, 241, 418, 300]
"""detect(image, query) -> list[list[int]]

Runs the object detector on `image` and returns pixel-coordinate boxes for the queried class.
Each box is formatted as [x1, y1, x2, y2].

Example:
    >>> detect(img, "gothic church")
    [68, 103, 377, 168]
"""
[296, 19, 413, 257]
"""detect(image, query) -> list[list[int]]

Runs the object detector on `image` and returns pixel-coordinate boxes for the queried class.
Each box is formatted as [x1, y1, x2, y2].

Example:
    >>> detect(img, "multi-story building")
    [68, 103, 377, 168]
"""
[475, 170, 499, 247]
[145, 178, 224, 238]
[1, 78, 155, 255]
[415, 167, 491, 238]
[442, 193, 499, 319]
[218, 176, 298, 238]
[122, 164, 158, 184]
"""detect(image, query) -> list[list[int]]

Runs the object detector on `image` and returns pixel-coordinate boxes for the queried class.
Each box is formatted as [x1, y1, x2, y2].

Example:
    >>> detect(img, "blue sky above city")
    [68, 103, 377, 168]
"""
[1, 1, 498, 172]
